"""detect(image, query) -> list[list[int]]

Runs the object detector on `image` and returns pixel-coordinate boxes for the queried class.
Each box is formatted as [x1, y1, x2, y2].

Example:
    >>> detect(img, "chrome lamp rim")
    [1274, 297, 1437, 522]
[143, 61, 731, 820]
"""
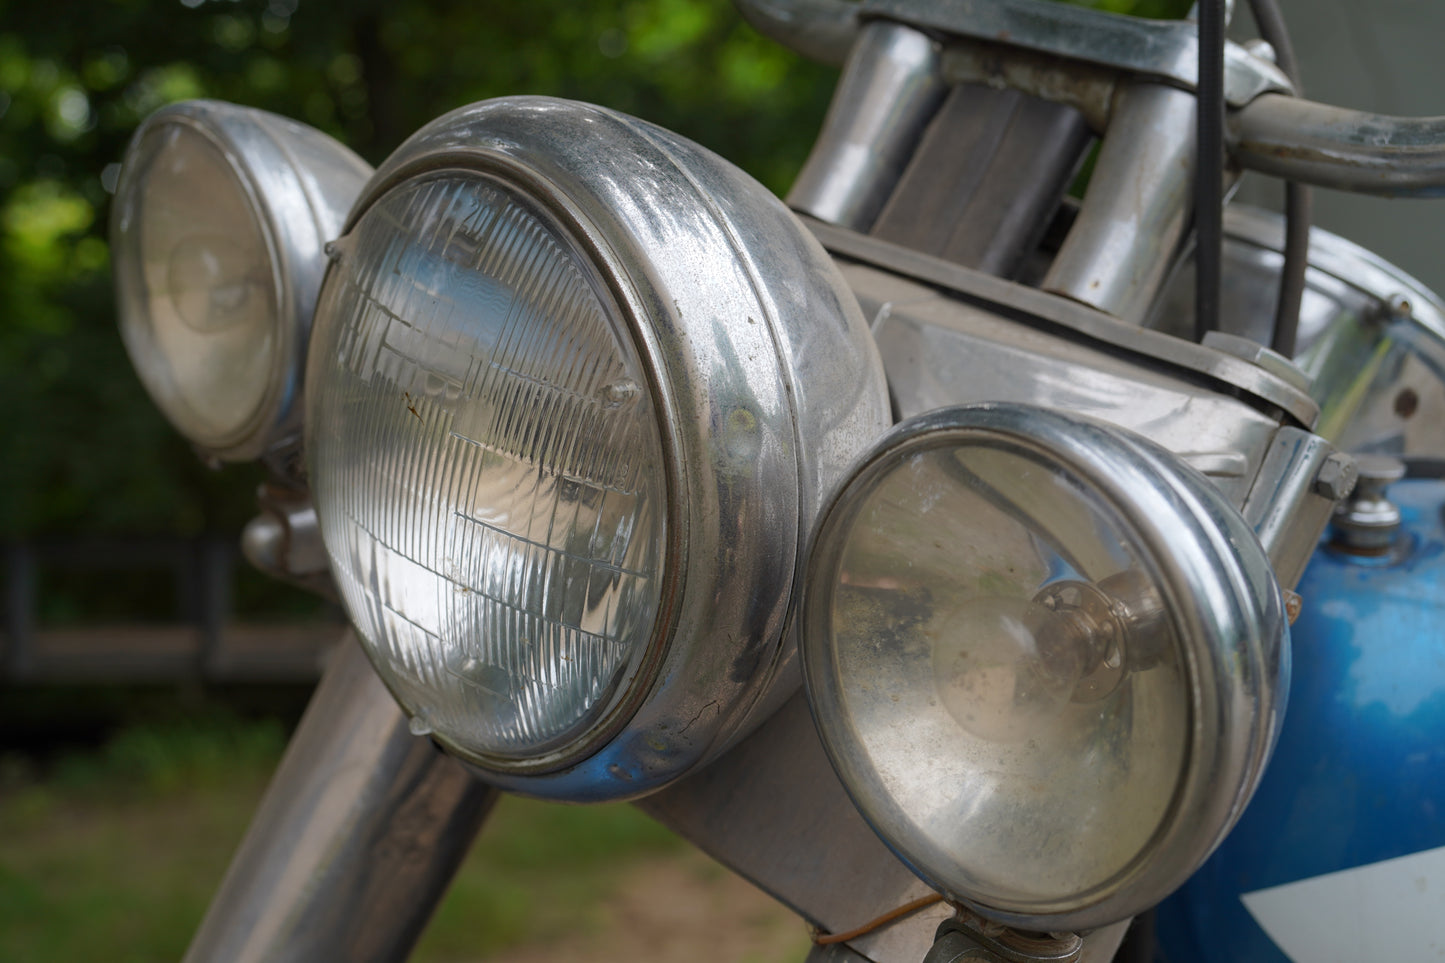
[800, 402, 1289, 932]
[314, 96, 891, 797]
[113, 98, 371, 463]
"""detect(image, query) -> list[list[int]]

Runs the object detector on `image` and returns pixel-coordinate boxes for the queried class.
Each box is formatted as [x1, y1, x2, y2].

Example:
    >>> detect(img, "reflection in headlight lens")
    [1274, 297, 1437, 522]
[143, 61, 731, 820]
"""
[307, 172, 668, 765]
[814, 437, 1186, 906]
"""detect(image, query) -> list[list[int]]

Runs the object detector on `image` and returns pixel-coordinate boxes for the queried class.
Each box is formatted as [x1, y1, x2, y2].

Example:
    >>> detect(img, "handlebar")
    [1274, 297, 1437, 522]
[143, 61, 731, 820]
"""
[1232, 94, 1445, 198]
[735, 0, 1445, 197]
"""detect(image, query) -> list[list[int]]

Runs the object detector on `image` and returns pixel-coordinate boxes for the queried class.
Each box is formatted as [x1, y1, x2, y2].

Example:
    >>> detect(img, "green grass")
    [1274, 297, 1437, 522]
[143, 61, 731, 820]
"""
[416, 796, 686, 960]
[0, 715, 690, 963]
[0, 717, 285, 962]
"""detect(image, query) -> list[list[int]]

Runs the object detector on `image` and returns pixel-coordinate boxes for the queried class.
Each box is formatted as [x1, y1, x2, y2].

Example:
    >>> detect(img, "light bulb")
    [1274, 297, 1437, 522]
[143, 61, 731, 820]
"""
[930, 580, 1132, 744]
[930, 596, 1087, 743]
[167, 234, 262, 333]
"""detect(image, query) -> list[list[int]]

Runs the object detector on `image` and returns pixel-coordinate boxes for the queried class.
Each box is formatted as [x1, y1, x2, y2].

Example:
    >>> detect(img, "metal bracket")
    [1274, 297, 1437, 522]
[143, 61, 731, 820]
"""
[1240, 428, 1342, 589]
[241, 484, 339, 603]
[805, 215, 1320, 428]
[862, 0, 1291, 109]
[736, 0, 1292, 110]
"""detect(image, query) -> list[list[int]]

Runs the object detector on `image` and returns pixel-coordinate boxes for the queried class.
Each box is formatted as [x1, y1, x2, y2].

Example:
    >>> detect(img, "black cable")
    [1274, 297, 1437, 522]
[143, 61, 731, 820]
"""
[1194, 0, 1227, 342]
[1248, 0, 1311, 357]
[1273, 181, 1311, 355]
[1248, 0, 1302, 110]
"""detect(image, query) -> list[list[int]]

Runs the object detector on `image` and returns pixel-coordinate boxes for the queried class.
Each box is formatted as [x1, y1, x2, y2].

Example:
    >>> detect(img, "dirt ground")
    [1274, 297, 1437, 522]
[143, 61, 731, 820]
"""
[480, 848, 814, 963]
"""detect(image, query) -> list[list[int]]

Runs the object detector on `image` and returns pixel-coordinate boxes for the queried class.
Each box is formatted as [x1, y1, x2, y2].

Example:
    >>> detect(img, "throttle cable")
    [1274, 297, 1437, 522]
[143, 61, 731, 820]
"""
[1248, 0, 1311, 357]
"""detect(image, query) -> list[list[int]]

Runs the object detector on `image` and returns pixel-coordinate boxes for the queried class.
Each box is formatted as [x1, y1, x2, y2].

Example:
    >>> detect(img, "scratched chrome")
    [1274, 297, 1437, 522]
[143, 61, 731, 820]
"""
[309, 96, 890, 796]
[737, 0, 1292, 107]
[182, 637, 497, 963]
[862, 0, 1291, 107]
[1043, 82, 1201, 324]
[1231, 95, 1445, 198]
[840, 260, 1284, 509]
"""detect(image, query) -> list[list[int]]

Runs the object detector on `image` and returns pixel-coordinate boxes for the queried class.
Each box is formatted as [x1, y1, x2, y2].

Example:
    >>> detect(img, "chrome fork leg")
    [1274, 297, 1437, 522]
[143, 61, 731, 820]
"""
[183, 634, 497, 963]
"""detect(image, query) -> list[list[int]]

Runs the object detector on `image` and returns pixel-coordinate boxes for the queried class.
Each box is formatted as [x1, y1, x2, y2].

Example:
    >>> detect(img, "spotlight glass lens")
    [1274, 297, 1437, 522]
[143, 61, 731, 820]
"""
[813, 433, 1188, 907]
[116, 121, 279, 445]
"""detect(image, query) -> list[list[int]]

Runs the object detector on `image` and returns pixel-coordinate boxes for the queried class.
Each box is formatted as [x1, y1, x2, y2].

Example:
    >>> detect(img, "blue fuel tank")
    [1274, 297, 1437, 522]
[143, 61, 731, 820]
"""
[1155, 477, 1445, 963]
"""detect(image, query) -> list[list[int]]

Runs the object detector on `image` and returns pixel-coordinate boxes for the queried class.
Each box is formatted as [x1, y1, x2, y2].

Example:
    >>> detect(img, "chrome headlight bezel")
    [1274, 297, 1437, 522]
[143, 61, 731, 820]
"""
[112, 99, 371, 463]
[306, 96, 891, 797]
[800, 402, 1289, 932]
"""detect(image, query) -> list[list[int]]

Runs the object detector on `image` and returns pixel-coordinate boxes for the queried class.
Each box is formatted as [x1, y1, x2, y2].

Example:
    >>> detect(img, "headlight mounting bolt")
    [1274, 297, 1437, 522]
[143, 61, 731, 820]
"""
[1330, 454, 1407, 556]
[1312, 450, 1358, 502]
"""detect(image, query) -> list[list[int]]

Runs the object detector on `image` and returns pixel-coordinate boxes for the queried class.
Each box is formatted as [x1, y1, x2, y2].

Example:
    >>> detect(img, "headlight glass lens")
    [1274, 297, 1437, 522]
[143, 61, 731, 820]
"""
[811, 433, 1188, 907]
[307, 172, 668, 764]
[115, 121, 279, 445]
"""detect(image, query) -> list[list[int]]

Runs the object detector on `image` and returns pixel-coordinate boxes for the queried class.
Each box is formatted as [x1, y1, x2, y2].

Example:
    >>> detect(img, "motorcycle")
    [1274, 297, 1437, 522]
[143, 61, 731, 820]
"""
[107, 0, 1445, 960]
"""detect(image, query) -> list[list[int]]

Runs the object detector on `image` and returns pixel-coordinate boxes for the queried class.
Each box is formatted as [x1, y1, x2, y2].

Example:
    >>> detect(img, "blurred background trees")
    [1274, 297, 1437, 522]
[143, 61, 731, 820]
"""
[0, 0, 839, 544]
[0, 12, 839, 957]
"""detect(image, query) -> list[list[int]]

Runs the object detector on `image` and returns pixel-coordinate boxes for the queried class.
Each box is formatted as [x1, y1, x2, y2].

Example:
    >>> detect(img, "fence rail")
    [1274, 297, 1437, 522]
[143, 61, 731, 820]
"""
[3, 537, 341, 684]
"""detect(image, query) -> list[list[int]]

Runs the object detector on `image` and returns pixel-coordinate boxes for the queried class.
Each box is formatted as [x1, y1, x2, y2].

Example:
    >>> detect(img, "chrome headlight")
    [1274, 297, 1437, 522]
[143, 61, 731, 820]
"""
[112, 100, 371, 461]
[801, 403, 1288, 931]
[305, 97, 890, 796]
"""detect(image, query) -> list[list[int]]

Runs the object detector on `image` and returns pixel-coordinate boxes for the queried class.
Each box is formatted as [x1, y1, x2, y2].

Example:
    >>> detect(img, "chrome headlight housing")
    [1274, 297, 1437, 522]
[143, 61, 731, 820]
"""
[112, 100, 371, 461]
[801, 403, 1289, 931]
[305, 97, 890, 797]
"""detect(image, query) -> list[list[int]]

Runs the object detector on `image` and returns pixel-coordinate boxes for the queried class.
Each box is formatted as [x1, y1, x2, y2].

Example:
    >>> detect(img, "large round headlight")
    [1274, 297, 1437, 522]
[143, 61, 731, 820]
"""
[305, 97, 890, 796]
[112, 100, 371, 461]
[313, 172, 668, 762]
[801, 403, 1288, 931]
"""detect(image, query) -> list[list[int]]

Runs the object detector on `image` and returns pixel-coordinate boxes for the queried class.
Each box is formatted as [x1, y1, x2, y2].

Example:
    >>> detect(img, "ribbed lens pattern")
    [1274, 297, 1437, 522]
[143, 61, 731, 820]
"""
[307, 173, 666, 760]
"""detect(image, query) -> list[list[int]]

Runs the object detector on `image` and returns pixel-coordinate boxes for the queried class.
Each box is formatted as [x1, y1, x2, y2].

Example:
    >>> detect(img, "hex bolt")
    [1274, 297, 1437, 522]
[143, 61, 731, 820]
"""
[1313, 451, 1358, 501]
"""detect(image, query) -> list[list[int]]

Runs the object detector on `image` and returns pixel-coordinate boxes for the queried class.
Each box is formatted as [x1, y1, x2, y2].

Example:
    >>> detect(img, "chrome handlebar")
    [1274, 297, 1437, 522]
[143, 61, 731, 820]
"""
[1232, 95, 1445, 198]
[735, 0, 1445, 197]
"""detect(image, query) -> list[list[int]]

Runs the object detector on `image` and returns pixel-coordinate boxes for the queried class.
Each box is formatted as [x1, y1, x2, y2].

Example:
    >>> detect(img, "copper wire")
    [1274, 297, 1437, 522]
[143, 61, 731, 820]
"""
[812, 894, 947, 946]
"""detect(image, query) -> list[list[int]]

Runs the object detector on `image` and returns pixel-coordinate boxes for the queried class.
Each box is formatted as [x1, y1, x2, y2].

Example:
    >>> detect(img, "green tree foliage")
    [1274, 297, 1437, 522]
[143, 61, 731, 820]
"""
[2, 0, 1191, 540]
[0, 0, 837, 538]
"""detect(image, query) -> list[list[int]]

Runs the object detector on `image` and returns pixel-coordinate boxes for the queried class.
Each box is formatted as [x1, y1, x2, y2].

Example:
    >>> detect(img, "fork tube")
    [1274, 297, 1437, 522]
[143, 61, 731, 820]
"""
[788, 20, 947, 230]
[1043, 82, 1199, 324]
[182, 634, 498, 963]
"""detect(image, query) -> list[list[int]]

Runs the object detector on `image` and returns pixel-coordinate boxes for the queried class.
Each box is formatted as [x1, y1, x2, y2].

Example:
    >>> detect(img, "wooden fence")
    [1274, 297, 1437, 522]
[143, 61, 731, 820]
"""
[2, 538, 340, 684]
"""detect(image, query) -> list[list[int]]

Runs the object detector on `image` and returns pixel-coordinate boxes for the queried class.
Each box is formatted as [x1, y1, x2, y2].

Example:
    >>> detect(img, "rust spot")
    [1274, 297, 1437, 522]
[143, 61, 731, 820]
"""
[404, 391, 423, 421]
[1284, 589, 1303, 624]
[1395, 387, 1420, 419]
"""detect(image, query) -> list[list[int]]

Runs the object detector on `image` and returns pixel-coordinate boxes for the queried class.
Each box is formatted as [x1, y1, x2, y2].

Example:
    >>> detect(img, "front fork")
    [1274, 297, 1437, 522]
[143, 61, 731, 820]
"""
[184, 631, 1131, 963]
[182, 635, 496, 963]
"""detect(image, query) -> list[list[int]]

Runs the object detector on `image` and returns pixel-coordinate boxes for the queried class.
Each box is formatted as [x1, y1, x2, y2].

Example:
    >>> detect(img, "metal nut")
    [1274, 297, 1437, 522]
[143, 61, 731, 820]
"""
[1313, 451, 1358, 501]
